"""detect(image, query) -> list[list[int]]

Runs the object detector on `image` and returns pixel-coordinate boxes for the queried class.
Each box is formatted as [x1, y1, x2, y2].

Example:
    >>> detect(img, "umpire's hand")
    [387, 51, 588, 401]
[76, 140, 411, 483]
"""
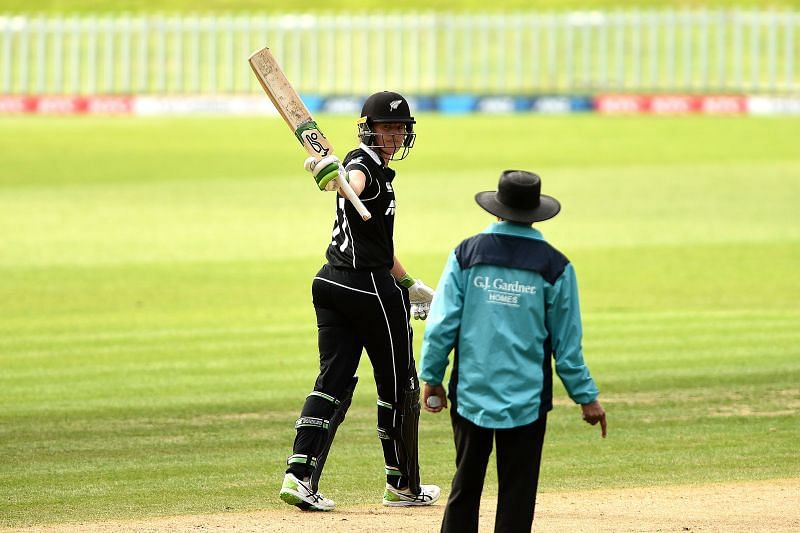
[423, 383, 447, 413]
[581, 400, 607, 438]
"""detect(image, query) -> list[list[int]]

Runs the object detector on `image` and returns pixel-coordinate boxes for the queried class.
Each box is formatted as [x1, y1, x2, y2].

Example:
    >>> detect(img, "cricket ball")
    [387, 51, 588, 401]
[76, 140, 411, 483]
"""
[426, 396, 442, 409]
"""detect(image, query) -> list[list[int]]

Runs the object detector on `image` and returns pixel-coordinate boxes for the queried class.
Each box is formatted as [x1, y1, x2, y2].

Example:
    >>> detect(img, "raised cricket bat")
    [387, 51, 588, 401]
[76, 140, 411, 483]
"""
[248, 47, 371, 221]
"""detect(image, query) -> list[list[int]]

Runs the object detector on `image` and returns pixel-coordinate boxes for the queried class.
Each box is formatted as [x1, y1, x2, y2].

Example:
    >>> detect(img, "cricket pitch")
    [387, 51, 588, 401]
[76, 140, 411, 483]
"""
[8, 479, 799, 532]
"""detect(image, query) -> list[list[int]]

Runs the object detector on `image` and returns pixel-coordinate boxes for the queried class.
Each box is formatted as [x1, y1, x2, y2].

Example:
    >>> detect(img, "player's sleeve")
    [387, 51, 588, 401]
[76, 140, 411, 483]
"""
[420, 251, 465, 386]
[344, 156, 373, 189]
[545, 262, 599, 404]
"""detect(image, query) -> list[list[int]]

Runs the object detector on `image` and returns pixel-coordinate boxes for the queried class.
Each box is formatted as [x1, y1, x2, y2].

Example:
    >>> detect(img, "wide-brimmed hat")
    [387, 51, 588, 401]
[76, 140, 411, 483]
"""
[475, 170, 561, 224]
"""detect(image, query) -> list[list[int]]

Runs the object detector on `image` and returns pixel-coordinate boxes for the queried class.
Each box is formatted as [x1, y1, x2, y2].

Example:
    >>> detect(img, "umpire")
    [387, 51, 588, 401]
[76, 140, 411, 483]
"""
[420, 170, 607, 532]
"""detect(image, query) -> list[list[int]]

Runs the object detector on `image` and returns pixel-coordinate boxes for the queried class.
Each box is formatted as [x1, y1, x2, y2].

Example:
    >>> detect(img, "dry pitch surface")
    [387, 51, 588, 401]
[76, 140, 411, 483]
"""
[9, 479, 798, 532]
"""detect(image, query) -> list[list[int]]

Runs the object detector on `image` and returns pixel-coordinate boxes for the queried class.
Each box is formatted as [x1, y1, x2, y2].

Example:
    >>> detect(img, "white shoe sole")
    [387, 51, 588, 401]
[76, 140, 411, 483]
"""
[382, 499, 438, 507]
[382, 490, 440, 507]
[280, 488, 334, 512]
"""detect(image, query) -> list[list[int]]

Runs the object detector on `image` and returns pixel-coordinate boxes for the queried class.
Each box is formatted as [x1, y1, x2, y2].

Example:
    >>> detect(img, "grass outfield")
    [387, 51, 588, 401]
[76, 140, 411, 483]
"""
[1, 114, 799, 527]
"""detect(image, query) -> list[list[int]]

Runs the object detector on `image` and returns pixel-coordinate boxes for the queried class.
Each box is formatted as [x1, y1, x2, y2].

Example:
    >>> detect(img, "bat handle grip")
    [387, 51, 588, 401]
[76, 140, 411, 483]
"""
[337, 168, 371, 221]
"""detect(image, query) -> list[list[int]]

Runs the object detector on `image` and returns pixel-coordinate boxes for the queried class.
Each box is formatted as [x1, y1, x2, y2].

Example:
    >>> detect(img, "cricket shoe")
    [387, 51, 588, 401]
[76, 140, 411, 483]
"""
[279, 473, 335, 511]
[382, 483, 441, 507]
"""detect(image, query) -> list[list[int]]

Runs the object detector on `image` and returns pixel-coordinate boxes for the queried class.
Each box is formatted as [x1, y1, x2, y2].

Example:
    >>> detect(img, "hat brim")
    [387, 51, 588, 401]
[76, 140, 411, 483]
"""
[475, 191, 561, 224]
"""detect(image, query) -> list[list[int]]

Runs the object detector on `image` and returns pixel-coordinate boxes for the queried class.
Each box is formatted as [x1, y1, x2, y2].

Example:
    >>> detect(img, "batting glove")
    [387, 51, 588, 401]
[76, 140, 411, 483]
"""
[399, 275, 435, 321]
[411, 302, 430, 321]
[304, 155, 348, 191]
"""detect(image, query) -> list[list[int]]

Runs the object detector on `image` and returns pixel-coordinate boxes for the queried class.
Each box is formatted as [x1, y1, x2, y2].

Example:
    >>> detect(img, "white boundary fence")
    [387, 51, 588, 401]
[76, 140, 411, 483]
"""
[1, 10, 798, 96]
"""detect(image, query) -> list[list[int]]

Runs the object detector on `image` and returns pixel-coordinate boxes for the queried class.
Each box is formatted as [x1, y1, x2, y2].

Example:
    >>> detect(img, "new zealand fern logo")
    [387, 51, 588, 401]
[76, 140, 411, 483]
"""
[389, 100, 402, 111]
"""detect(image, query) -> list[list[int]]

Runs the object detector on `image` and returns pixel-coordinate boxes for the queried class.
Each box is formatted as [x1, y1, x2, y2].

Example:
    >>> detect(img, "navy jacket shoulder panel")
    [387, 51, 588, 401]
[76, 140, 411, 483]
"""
[455, 233, 569, 285]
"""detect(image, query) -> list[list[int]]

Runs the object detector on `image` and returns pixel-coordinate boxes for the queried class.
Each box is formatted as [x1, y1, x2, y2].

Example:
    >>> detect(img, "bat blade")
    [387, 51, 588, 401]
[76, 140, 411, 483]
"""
[248, 47, 371, 221]
[248, 47, 310, 129]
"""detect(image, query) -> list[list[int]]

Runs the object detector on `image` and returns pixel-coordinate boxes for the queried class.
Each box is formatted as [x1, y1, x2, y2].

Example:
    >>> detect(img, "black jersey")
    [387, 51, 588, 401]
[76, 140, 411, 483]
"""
[325, 146, 397, 270]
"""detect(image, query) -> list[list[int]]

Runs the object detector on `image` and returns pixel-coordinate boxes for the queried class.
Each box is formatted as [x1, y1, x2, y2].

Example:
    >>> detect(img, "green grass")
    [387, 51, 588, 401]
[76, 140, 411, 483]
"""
[1, 114, 799, 527]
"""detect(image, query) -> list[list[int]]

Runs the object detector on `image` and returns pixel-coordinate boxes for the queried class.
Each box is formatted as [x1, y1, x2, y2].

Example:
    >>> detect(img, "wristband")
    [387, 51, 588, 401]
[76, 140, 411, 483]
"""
[398, 274, 415, 288]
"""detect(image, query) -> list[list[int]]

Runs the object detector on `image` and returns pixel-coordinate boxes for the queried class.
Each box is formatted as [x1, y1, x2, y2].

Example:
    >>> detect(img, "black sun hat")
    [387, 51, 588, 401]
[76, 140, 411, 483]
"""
[475, 170, 561, 224]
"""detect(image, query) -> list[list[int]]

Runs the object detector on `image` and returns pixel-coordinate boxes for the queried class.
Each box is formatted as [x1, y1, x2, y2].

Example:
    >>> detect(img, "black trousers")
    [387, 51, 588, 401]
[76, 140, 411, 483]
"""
[290, 263, 417, 481]
[441, 410, 548, 533]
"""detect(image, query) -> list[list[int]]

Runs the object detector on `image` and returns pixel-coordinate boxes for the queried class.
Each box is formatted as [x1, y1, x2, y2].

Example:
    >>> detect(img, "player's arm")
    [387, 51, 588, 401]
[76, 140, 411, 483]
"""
[345, 168, 366, 196]
[390, 256, 409, 282]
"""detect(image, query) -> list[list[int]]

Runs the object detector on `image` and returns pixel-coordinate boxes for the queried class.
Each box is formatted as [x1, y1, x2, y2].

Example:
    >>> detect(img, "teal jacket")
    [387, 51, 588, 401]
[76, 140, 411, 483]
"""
[419, 222, 599, 429]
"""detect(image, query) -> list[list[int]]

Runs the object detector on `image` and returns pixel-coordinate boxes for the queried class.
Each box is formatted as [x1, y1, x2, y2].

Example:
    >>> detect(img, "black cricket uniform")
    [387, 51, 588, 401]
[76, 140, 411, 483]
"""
[288, 144, 418, 488]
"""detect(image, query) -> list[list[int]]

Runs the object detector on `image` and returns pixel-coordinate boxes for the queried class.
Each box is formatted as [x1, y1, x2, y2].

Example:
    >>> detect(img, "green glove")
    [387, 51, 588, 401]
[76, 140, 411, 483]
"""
[304, 155, 348, 191]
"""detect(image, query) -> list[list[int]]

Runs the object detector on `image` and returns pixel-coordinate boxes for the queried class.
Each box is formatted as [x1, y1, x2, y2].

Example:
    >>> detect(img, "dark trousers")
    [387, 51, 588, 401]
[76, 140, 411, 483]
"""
[441, 410, 548, 533]
[290, 264, 417, 481]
